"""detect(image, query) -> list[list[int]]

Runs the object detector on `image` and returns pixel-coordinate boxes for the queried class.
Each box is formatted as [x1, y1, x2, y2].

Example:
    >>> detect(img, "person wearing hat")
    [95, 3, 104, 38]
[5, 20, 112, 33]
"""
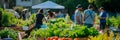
[83, 4, 95, 28]
[74, 4, 83, 25]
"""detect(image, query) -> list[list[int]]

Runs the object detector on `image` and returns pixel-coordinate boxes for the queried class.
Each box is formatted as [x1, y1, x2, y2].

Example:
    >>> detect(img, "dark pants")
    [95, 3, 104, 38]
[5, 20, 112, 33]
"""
[35, 23, 42, 29]
[84, 23, 93, 28]
[100, 22, 106, 30]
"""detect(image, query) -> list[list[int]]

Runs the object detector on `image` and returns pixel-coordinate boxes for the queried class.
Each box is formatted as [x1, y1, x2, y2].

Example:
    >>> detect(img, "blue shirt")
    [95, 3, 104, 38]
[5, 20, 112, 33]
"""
[84, 9, 95, 24]
[99, 11, 107, 23]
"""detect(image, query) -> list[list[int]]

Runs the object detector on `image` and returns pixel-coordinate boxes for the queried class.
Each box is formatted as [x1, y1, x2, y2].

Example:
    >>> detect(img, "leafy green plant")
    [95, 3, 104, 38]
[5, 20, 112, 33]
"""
[110, 17, 118, 26]
[23, 37, 36, 40]
[29, 13, 36, 23]
[16, 19, 31, 27]
[59, 29, 70, 37]
[0, 28, 18, 40]
[89, 27, 99, 36]
[35, 29, 46, 37]
[1, 9, 17, 27]
[53, 29, 62, 36]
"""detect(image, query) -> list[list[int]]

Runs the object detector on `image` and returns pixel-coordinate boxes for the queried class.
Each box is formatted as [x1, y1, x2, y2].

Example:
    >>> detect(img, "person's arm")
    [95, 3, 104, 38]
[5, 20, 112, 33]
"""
[35, 15, 37, 20]
[100, 12, 107, 19]
[75, 16, 80, 24]
[83, 10, 86, 22]
[82, 14, 84, 24]
[42, 16, 47, 23]
[53, 13, 56, 18]
[47, 15, 50, 19]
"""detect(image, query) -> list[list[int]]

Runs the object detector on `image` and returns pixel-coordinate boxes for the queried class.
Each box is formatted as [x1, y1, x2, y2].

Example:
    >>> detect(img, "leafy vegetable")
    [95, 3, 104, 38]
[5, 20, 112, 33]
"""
[0, 28, 18, 40]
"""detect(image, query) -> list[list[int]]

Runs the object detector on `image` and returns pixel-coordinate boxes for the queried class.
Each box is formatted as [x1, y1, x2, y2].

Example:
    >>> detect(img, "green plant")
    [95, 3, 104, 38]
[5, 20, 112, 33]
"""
[29, 13, 36, 23]
[53, 29, 62, 36]
[106, 17, 112, 26]
[0, 28, 18, 40]
[35, 29, 46, 37]
[59, 29, 70, 37]
[23, 36, 37, 40]
[89, 27, 99, 36]
[16, 19, 31, 27]
[110, 17, 119, 27]
[1, 9, 17, 27]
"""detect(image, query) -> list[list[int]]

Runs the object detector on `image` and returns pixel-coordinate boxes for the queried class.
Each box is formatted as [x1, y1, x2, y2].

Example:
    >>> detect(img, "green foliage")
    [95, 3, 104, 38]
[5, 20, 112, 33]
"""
[30, 16, 99, 38]
[89, 0, 120, 12]
[74, 26, 89, 38]
[0, 28, 18, 40]
[23, 37, 36, 40]
[106, 16, 120, 28]
[108, 16, 119, 27]
[0, 8, 32, 27]
[41, 0, 89, 14]
[53, 29, 62, 36]
[31, 25, 99, 38]
[35, 29, 46, 37]
[29, 13, 36, 23]
[1, 8, 17, 27]
[16, 19, 32, 27]
[59, 29, 70, 37]
[89, 27, 99, 36]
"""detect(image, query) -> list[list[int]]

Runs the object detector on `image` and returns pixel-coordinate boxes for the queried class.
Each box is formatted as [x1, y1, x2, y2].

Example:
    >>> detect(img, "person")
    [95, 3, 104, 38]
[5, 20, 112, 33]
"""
[99, 7, 107, 33]
[47, 10, 56, 19]
[22, 9, 31, 20]
[0, 11, 2, 27]
[22, 10, 26, 20]
[35, 9, 44, 29]
[56, 11, 64, 18]
[25, 9, 31, 19]
[83, 4, 95, 28]
[74, 4, 83, 25]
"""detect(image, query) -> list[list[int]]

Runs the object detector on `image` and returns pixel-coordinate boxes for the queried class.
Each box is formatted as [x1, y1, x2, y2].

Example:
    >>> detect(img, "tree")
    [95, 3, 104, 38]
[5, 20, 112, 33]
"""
[41, 0, 89, 16]
[89, 0, 120, 12]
